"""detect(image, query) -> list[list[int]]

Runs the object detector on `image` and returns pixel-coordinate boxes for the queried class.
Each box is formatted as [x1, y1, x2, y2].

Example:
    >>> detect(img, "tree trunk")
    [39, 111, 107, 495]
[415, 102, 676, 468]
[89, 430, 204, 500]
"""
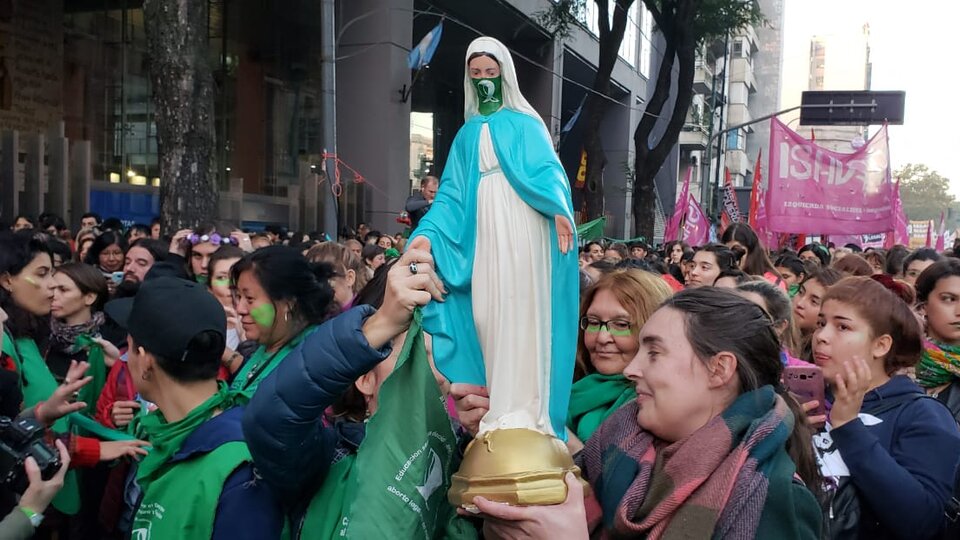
[632, 0, 697, 241]
[582, 0, 633, 221]
[144, 0, 218, 232]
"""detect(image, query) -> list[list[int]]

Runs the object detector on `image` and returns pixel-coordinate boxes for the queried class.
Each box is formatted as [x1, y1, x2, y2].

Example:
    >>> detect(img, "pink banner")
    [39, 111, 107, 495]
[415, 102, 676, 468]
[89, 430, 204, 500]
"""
[664, 167, 692, 242]
[681, 194, 710, 247]
[767, 118, 894, 234]
[936, 211, 947, 251]
[885, 179, 909, 248]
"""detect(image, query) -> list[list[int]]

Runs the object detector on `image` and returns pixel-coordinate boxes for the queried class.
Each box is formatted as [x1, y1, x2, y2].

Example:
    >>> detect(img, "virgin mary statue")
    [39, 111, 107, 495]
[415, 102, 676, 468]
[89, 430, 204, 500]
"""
[409, 36, 578, 446]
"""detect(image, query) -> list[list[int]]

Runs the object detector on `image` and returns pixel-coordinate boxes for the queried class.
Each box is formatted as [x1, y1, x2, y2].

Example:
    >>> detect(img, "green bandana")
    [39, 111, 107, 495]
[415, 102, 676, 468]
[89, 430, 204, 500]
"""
[194, 275, 209, 285]
[472, 76, 502, 116]
[134, 382, 237, 493]
[917, 339, 960, 388]
[74, 334, 108, 419]
[566, 372, 636, 442]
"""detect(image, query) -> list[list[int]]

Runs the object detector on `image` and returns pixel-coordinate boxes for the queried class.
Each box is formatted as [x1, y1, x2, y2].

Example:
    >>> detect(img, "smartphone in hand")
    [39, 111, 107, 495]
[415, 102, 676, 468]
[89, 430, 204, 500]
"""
[784, 365, 826, 418]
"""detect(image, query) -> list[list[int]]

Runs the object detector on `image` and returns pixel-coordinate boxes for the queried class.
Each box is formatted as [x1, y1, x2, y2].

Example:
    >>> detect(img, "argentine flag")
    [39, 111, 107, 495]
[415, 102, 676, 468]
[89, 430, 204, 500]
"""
[408, 21, 443, 70]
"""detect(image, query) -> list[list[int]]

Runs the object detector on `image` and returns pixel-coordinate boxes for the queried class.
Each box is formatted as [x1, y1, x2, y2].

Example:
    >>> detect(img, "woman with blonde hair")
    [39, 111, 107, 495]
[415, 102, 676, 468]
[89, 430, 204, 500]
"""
[567, 269, 674, 444]
[305, 242, 368, 310]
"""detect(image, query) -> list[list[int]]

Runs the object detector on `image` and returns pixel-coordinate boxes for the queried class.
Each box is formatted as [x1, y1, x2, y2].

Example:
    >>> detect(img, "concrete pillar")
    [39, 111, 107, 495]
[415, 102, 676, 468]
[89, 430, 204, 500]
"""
[300, 162, 318, 233]
[287, 184, 301, 232]
[22, 133, 45, 219]
[336, 0, 412, 234]
[69, 140, 91, 230]
[47, 125, 70, 221]
[1, 130, 19, 222]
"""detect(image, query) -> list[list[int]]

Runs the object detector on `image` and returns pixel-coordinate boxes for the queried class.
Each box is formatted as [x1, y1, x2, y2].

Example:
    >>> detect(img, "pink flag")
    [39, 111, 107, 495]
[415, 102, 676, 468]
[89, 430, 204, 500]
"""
[767, 118, 894, 234]
[926, 220, 933, 248]
[681, 194, 710, 247]
[664, 167, 692, 242]
[884, 179, 909, 249]
[936, 211, 947, 251]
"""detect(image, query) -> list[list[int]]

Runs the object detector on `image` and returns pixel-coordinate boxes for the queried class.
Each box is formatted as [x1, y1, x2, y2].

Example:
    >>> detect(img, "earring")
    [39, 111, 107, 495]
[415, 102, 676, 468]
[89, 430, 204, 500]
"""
[141, 370, 151, 381]
[284, 308, 291, 322]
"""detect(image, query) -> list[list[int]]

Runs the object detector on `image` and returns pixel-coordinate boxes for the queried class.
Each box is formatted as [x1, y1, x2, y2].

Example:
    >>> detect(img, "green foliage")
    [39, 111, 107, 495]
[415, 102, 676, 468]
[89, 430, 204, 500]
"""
[641, 0, 763, 43]
[534, 0, 587, 41]
[692, 0, 764, 43]
[896, 163, 957, 222]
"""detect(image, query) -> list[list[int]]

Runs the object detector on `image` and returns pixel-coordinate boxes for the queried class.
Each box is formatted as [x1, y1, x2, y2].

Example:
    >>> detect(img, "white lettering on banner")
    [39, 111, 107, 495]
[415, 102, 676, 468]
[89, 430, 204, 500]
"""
[779, 142, 868, 187]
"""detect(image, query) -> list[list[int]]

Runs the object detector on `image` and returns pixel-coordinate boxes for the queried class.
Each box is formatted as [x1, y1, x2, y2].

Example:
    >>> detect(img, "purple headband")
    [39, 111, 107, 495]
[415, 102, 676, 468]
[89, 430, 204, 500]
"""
[188, 233, 237, 246]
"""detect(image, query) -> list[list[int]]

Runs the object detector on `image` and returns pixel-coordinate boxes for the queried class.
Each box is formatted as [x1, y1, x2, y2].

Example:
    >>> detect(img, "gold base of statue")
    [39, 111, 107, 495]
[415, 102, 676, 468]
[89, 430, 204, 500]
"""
[448, 428, 587, 509]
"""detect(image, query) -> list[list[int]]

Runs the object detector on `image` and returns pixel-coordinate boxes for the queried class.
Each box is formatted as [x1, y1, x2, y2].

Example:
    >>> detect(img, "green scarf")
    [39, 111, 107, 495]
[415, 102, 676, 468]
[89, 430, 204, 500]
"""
[74, 334, 107, 418]
[1, 331, 80, 514]
[230, 326, 316, 401]
[917, 339, 960, 388]
[472, 76, 502, 116]
[299, 310, 475, 539]
[567, 372, 636, 442]
[135, 382, 237, 493]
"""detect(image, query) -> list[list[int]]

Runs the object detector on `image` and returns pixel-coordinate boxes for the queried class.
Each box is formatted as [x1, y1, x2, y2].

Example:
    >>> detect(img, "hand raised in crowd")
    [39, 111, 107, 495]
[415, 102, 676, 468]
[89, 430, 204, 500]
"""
[450, 383, 489, 437]
[555, 215, 574, 254]
[362, 247, 445, 349]
[110, 400, 141, 428]
[100, 439, 151, 461]
[169, 229, 193, 258]
[93, 337, 121, 368]
[224, 305, 245, 342]
[828, 356, 873, 429]
[19, 440, 70, 517]
[463, 473, 589, 540]
[231, 230, 254, 253]
[407, 235, 430, 254]
[36, 361, 92, 426]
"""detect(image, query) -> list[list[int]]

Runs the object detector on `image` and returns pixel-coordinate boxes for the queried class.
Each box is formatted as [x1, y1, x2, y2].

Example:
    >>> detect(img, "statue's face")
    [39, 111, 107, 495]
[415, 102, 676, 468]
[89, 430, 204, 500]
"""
[468, 55, 500, 79]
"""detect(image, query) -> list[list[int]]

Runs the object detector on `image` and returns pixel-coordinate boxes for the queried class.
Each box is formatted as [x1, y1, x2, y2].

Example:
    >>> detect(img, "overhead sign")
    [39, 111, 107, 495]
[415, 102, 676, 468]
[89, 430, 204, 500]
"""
[800, 90, 905, 125]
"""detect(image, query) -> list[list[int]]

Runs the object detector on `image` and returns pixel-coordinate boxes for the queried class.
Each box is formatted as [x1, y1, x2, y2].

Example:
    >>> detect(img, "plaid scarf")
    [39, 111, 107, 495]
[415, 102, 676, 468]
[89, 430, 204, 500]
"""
[580, 386, 802, 539]
[49, 312, 104, 354]
[917, 339, 960, 388]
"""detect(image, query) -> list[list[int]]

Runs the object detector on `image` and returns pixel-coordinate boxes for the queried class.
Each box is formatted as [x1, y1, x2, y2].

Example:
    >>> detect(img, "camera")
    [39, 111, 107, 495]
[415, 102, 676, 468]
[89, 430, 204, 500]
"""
[0, 416, 60, 494]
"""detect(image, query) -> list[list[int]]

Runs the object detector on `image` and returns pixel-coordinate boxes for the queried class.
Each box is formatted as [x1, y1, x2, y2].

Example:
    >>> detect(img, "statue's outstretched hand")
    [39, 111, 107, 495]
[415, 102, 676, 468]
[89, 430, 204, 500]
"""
[555, 215, 573, 254]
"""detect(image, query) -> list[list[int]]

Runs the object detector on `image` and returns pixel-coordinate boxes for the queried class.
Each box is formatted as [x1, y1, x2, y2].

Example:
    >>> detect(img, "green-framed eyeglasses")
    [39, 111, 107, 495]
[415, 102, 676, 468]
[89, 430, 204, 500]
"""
[579, 316, 633, 337]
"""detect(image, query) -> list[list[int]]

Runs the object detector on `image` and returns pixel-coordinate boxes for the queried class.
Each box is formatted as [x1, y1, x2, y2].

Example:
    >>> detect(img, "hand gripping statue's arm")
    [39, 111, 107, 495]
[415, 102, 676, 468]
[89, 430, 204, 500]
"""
[407, 126, 474, 285]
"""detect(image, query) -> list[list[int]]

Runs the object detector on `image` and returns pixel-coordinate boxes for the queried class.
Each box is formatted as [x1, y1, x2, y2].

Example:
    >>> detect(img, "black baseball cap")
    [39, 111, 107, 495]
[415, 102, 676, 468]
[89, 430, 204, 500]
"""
[105, 277, 226, 361]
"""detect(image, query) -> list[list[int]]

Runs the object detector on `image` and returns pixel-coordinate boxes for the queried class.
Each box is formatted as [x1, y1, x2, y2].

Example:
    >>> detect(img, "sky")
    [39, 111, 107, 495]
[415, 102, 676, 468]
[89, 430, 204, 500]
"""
[780, 0, 960, 195]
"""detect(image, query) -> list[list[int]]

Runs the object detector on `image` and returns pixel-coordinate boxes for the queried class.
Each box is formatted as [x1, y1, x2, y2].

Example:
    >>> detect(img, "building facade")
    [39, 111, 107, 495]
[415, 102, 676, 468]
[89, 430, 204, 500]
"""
[1, 0, 678, 241]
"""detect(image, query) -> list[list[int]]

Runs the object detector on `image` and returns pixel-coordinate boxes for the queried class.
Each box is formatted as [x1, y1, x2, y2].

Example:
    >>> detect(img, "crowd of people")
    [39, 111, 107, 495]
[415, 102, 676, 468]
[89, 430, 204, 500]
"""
[1, 209, 959, 539]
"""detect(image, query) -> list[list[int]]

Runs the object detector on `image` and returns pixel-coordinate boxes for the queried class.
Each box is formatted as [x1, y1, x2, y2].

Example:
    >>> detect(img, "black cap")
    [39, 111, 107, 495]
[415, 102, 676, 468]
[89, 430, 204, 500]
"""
[105, 277, 226, 361]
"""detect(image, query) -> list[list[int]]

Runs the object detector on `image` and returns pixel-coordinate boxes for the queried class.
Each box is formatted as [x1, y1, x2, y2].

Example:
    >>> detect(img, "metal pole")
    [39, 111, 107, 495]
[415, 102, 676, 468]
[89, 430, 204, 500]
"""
[711, 33, 730, 218]
[320, 0, 339, 238]
[699, 59, 719, 205]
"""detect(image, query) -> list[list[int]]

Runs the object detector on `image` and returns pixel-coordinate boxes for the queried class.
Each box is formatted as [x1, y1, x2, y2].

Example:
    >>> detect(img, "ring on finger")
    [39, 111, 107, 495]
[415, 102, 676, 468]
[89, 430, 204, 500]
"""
[409, 262, 419, 275]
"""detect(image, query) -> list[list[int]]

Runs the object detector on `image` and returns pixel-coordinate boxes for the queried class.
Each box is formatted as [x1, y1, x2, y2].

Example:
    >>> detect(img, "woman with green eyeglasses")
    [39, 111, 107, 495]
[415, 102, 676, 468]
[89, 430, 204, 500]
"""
[567, 269, 674, 448]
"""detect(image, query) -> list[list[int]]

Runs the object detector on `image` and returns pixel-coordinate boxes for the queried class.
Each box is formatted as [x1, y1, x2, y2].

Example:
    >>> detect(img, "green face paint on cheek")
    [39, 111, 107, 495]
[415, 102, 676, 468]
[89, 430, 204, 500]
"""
[250, 303, 276, 328]
[212, 278, 232, 287]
